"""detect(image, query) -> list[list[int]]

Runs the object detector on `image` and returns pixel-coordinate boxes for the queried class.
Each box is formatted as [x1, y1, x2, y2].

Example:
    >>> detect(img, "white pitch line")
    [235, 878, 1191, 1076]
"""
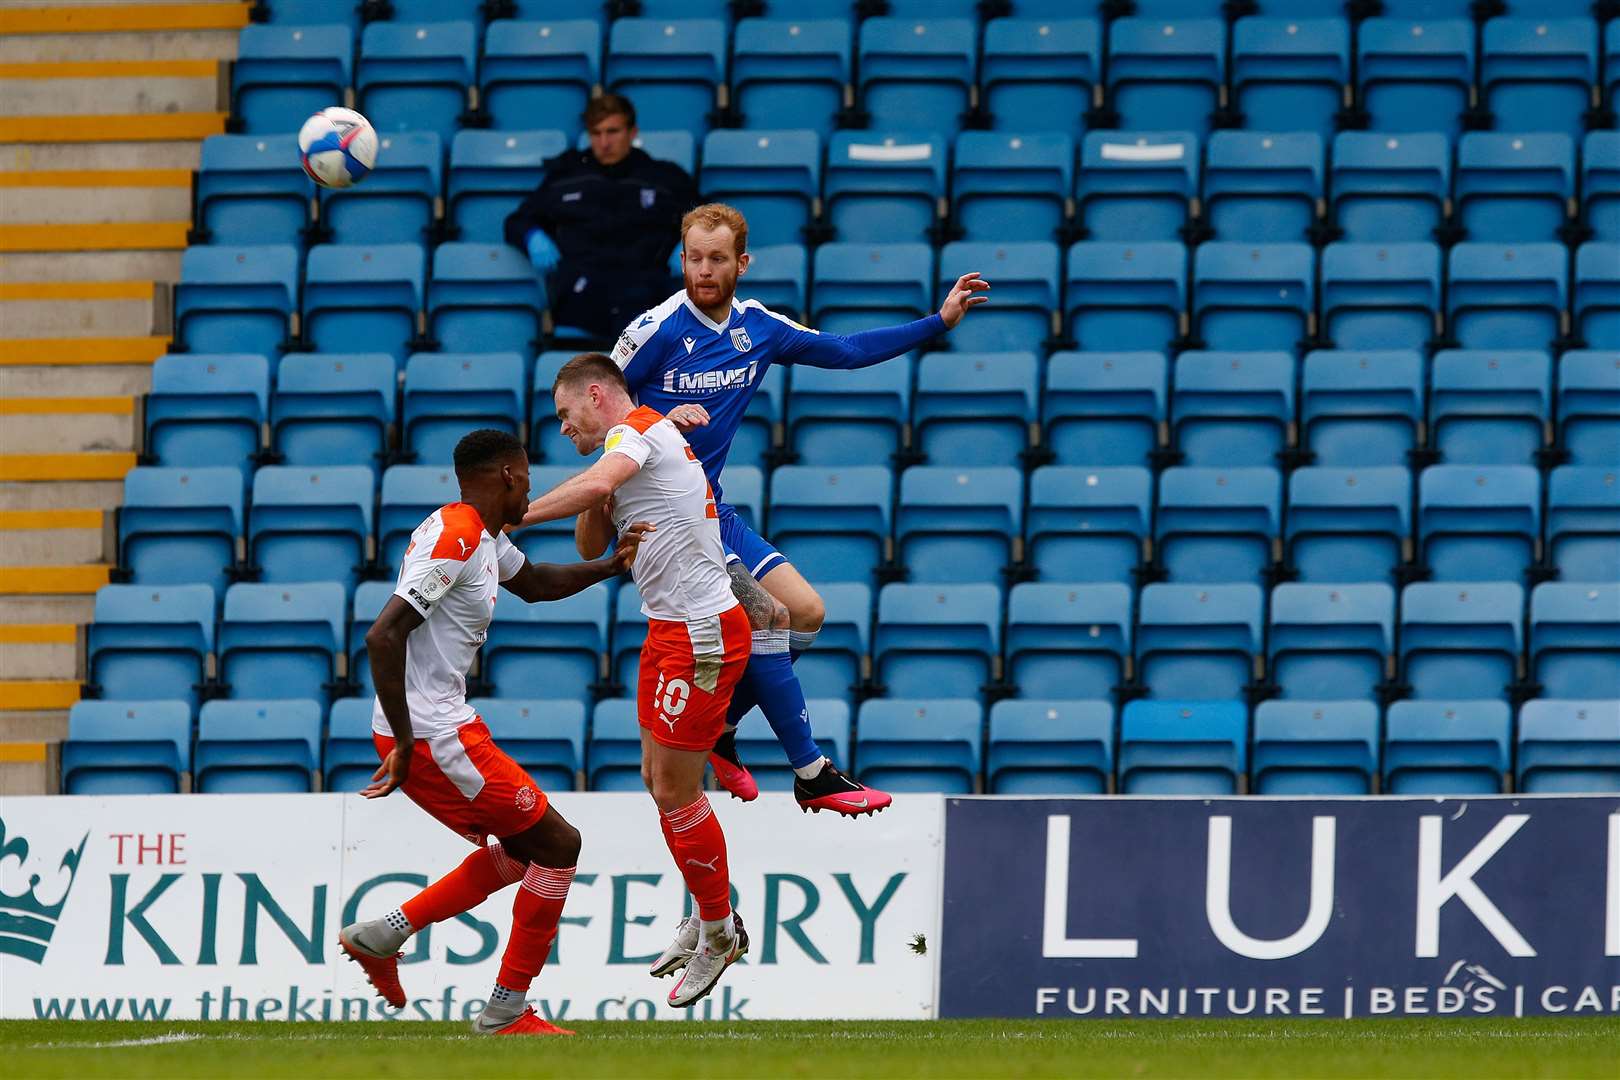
[27, 1032, 207, 1050]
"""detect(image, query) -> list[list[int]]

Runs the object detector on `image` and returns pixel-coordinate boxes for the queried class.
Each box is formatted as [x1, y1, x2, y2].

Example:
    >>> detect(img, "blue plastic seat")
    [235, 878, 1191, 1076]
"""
[1300, 349, 1424, 466]
[1357, 18, 1474, 139]
[87, 584, 214, 709]
[1329, 131, 1450, 244]
[586, 698, 642, 791]
[196, 134, 308, 246]
[699, 130, 820, 248]
[480, 20, 599, 138]
[810, 243, 932, 335]
[447, 129, 568, 244]
[1170, 351, 1294, 468]
[1193, 243, 1314, 353]
[1446, 243, 1567, 353]
[1203, 131, 1324, 244]
[1610, 18, 1620, 114]
[529, 351, 577, 464]
[1548, 466, 1620, 583]
[358, 21, 477, 143]
[768, 466, 891, 585]
[1585, 131, 1620, 243]
[721, 465, 764, 538]
[1136, 582, 1264, 700]
[485, 583, 609, 703]
[1576, 243, 1620, 350]
[175, 244, 298, 357]
[119, 467, 243, 594]
[319, 130, 442, 246]
[824, 133, 947, 244]
[987, 700, 1113, 795]
[732, 18, 851, 137]
[1231, 17, 1351, 141]
[248, 466, 374, 594]
[856, 17, 976, 136]
[1517, 699, 1620, 794]
[324, 697, 378, 792]
[219, 582, 346, 705]
[1268, 583, 1395, 701]
[1286, 466, 1410, 585]
[874, 584, 1001, 700]
[612, 584, 646, 691]
[402, 352, 524, 464]
[1399, 582, 1523, 701]
[1005, 582, 1130, 701]
[793, 583, 870, 704]
[1383, 699, 1509, 794]
[897, 467, 1022, 585]
[379, 464, 459, 567]
[384, 0, 485, 23]
[1065, 243, 1186, 353]
[62, 701, 192, 796]
[346, 580, 392, 699]
[785, 358, 910, 468]
[1320, 243, 1441, 352]
[1043, 351, 1167, 467]
[855, 698, 981, 794]
[512, 465, 587, 564]
[195, 699, 321, 793]
[616, 129, 697, 177]
[732, 699, 851, 791]
[914, 351, 1037, 467]
[953, 132, 1074, 244]
[1418, 464, 1540, 581]
[1480, 17, 1598, 142]
[1155, 467, 1282, 586]
[1076, 131, 1198, 243]
[1556, 351, 1620, 467]
[1456, 133, 1576, 245]
[271, 352, 395, 469]
[1251, 700, 1378, 796]
[470, 698, 586, 792]
[429, 243, 545, 357]
[1430, 349, 1551, 465]
[233, 24, 352, 134]
[605, 19, 726, 139]
[981, 17, 1099, 136]
[741, 245, 807, 323]
[1531, 582, 1620, 701]
[1028, 466, 1150, 585]
[937, 242, 1058, 355]
[303, 243, 426, 366]
[146, 354, 268, 478]
[1106, 18, 1225, 139]
[1119, 699, 1247, 795]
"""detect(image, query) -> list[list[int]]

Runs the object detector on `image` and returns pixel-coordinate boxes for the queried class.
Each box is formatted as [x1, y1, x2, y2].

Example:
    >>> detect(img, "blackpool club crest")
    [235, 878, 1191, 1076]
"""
[729, 326, 753, 353]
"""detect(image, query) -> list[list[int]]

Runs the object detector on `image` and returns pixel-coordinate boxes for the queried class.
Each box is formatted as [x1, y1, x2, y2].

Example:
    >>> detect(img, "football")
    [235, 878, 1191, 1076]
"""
[297, 106, 378, 189]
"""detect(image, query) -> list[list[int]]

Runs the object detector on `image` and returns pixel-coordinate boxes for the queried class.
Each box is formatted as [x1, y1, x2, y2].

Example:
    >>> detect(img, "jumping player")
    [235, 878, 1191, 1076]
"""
[337, 429, 650, 1035]
[519, 353, 753, 1008]
[607, 202, 990, 814]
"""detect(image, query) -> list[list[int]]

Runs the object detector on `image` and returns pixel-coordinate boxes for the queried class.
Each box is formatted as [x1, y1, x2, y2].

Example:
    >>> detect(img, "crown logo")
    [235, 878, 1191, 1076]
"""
[0, 816, 90, 964]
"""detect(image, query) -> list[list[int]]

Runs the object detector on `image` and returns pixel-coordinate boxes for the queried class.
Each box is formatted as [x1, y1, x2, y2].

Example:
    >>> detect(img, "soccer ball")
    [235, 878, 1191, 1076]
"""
[298, 107, 378, 189]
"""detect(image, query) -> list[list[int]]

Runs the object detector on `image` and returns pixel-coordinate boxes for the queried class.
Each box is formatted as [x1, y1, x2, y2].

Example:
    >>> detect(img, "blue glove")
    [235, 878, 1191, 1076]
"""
[667, 247, 684, 276]
[525, 229, 561, 276]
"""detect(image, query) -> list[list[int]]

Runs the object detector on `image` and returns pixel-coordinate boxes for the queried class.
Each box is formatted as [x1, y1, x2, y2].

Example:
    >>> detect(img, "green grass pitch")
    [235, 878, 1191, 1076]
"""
[5, 1017, 1618, 1079]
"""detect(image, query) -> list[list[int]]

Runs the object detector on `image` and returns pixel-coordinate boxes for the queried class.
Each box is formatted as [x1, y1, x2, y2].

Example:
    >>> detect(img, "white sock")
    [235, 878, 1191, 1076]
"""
[793, 756, 829, 780]
[700, 914, 733, 947]
[788, 628, 819, 653]
[357, 908, 412, 954]
[483, 982, 526, 1020]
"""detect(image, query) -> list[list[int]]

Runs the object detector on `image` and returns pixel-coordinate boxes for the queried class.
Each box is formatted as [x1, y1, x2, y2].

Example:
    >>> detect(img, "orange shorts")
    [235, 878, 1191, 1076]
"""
[374, 719, 548, 844]
[637, 604, 752, 752]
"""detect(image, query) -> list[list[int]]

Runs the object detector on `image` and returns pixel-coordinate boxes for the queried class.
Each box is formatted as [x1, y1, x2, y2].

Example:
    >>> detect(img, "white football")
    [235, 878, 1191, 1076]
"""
[297, 107, 378, 189]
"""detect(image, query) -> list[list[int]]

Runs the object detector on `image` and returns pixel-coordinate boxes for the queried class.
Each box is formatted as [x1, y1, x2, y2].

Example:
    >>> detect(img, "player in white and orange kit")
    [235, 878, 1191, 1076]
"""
[517, 353, 751, 1009]
[337, 429, 651, 1036]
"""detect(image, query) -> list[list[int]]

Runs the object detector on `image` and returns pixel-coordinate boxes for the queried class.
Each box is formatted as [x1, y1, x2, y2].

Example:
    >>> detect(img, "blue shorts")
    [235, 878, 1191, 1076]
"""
[716, 502, 787, 582]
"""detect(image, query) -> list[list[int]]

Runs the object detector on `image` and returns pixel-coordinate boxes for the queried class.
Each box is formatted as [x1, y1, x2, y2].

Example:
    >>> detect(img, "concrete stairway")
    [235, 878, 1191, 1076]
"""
[0, 0, 247, 794]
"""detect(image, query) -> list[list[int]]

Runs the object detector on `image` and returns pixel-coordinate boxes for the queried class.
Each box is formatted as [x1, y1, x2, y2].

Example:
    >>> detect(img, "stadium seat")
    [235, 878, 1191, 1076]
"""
[1118, 699, 1248, 796]
[1456, 133, 1576, 245]
[1285, 466, 1411, 585]
[824, 133, 948, 244]
[619, 129, 697, 177]
[731, 18, 852, 137]
[1610, 17, 1620, 114]
[792, 583, 870, 704]
[232, 24, 353, 134]
[810, 243, 932, 335]
[896, 467, 1022, 585]
[979, 17, 1099, 136]
[1357, 18, 1475, 139]
[1531, 582, 1620, 701]
[471, 698, 586, 792]
[62, 701, 192, 796]
[379, 465, 459, 568]
[699, 130, 820, 248]
[952, 132, 1074, 244]
[1430, 349, 1551, 465]
[175, 244, 299, 358]
[529, 351, 577, 464]
[937, 242, 1059, 354]
[1399, 582, 1523, 701]
[768, 466, 892, 585]
[1065, 243, 1187, 353]
[484, 583, 610, 703]
[87, 584, 214, 709]
[382, 0, 485, 23]
[1231, 17, 1351, 141]
[429, 243, 546, 357]
[612, 584, 646, 692]
[1170, 351, 1294, 468]
[447, 129, 568, 244]
[873, 584, 1001, 700]
[1480, 18, 1598, 142]
[145, 354, 268, 479]
[1329, 131, 1451, 244]
[1076, 131, 1198, 243]
[1575, 243, 1620, 350]
[987, 700, 1113, 795]
[587, 698, 645, 791]
[1548, 466, 1620, 582]
[721, 468, 762, 534]
[1106, 18, 1225, 139]
[357, 21, 478, 143]
[196, 134, 308, 246]
[217, 582, 346, 705]
[271, 353, 396, 469]
[1267, 583, 1395, 701]
[247, 466, 374, 594]
[512, 466, 584, 564]
[402, 352, 524, 464]
[480, 20, 599, 138]
[1516, 699, 1620, 794]
[1203, 131, 1324, 244]
[1136, 583, 1264, 701]
[119, 467, 243, 594]
[324, 697, 378, 792]
[856, 18, 977, 136]
[1191, 243, 1314, 353]
[303, 243, 426, 366]
[855, 699, 981, 794]
[1418, 464, 1540, 581]
[1446, 243, 1568, 353]
[1043, 351, 1167, 467]
[195, 699, 321, 794]
[1005, 582, 1131, 701]
[1250, 700, 1379, 796]
[1383, 699, 1509, 795]
[1154, 467, 1282, 586]
[1585, 131, 1620, 243]
[913, 351, 1038, 467]
[346, 580, 392, 698]
[741, 244, 808, 323]
[1027, 466, 1151, 586]
[1556, 351, 1620, 467]
[1320, 243, 1442, 352]
[1300, 349, 1424, 467]
[785, 359, 910, 468]
[732, 699, 851, 791]
[318, 131, 441, 249]
[605, 19, 727, 139]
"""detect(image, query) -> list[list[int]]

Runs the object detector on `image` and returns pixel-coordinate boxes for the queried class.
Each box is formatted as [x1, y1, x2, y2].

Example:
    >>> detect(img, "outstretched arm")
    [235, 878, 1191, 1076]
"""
[504, 522, 653, 602]
[519, 453, 640, 528]
[787, 272, 991, 370]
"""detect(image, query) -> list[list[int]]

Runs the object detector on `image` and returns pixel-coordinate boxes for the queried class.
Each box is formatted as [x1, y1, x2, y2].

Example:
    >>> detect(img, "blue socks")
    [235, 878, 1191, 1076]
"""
[727, 629, 822, 770]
